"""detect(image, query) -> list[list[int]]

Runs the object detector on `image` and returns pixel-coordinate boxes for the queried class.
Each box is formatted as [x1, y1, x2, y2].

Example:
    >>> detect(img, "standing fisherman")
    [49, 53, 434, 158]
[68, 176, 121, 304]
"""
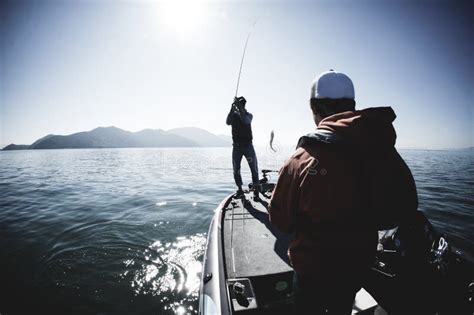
[226, 96, 260, 201]
[269, 70, 418, 314]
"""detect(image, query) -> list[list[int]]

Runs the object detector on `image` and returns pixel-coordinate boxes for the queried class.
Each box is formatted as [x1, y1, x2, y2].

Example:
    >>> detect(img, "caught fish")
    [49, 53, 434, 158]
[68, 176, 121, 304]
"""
[269, 130, 276, 152]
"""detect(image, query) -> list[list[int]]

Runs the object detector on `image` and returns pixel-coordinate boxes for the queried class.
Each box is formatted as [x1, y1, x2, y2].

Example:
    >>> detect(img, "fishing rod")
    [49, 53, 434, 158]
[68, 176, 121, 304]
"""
[233, 20, 281, 154]
[234, 19, 259, 98]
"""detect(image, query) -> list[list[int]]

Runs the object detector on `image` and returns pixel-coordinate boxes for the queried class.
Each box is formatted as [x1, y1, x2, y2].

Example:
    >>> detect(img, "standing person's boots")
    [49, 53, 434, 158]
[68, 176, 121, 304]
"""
[235, 186, 244, 198]
[253, 186, 261, 201]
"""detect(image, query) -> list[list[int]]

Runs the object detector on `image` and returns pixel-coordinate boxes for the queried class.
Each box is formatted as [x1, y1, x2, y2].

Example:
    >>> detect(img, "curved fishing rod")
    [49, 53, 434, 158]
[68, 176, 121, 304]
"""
[234, 19, 259, 97]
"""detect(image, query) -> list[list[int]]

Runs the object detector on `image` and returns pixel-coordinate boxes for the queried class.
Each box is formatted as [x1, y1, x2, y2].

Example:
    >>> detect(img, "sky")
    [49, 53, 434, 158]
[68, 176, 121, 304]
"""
[1, 0, 472, 149]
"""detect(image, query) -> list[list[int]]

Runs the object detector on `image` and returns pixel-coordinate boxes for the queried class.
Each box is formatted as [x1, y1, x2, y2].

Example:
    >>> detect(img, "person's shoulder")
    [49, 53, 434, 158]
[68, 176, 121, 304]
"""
[288, 147, 308, 160]
[281, 147, 316, 175]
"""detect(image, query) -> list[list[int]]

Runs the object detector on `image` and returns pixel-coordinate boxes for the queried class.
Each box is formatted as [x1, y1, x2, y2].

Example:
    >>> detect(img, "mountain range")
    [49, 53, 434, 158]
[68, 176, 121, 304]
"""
[2, 127, 232, 150]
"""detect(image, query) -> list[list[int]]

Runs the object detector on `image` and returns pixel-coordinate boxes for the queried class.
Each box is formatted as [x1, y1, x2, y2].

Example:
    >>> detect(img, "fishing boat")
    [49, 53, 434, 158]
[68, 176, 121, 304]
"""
[198, 170, 473, 314]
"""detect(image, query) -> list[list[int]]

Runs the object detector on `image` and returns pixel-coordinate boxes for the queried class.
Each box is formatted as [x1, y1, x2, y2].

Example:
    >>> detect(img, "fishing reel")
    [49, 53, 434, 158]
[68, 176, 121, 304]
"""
[232, 103, 239, 113]
[232, 96, 247, 112]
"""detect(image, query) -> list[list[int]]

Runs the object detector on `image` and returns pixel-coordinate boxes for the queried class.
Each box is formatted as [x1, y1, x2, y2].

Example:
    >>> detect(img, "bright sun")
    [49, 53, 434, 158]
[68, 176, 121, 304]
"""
[159, 0, 209, 34]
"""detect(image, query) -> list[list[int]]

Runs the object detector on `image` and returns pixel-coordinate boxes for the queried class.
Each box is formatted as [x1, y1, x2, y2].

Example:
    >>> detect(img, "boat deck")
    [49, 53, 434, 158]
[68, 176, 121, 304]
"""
[223, 191, 293, 279]
[221, 191, 380, 314]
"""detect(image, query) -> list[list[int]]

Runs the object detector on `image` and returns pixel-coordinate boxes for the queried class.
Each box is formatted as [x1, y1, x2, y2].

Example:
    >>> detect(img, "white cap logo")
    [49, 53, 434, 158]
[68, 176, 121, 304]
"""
[311, 69, 355, 100]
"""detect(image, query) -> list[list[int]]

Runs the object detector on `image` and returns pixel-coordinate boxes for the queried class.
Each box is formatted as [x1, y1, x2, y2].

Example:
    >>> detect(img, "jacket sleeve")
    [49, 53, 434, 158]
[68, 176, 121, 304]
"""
[391, 151, 418, 219]
[369, 148, 419, 229]
[241, 112, 253, 125]
[269, 158, 301, 233]
[226, 109, 234, 125]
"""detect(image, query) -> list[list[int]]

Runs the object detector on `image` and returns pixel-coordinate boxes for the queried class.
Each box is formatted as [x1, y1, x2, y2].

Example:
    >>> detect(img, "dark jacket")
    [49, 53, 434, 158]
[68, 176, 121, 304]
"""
[226, 108, 253, 144]
[269, 107, 418, 276]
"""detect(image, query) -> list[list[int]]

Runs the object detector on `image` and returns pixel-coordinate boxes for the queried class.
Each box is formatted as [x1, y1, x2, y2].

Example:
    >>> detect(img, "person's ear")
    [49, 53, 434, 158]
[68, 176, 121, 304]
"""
[310, 98, 318, 113]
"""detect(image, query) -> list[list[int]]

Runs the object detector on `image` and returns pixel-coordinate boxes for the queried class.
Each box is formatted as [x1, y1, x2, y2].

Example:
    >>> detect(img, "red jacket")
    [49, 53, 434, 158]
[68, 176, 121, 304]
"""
[269, 107, 418, 276]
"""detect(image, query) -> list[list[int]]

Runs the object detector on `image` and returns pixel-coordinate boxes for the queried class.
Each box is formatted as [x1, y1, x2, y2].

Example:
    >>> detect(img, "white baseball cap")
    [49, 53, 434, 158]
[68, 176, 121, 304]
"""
[311, 69, 355, 100]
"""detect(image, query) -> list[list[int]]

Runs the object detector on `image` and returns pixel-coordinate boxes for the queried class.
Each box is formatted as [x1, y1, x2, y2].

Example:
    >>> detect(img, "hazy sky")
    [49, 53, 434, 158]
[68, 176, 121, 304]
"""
[1, 0, 472, 149]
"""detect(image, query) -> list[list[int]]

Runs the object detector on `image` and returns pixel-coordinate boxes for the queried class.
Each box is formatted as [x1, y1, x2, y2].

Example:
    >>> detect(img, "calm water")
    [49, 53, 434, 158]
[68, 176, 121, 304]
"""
[0, 147, 473, 314]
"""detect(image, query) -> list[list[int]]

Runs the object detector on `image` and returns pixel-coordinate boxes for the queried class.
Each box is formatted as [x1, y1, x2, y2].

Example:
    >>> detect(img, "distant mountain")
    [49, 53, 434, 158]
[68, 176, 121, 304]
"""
[217, 134, 233, 144]
[30, 134, 55, 147]
[2, 126, 231, 150]
[2, 144, 30, 150]
[168, 127, 231, 147]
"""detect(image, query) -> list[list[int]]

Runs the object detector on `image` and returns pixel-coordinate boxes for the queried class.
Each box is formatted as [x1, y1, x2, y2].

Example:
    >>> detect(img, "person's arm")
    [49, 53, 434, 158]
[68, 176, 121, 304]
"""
[269, 158, 301, 233]
[390, 150, 418, 220]
[240, 111, 253, 125]
[370, 148, 419, 229]
[226, 107, 235, 125]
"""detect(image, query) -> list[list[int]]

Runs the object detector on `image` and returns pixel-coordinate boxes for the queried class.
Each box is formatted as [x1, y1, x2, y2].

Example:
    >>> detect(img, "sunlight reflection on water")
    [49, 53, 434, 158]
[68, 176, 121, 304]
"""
[128, 233, 207, 314]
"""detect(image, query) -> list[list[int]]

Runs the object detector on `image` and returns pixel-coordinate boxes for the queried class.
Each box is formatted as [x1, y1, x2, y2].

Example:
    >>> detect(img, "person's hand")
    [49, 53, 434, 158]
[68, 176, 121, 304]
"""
[232, 97, 238, 108]
[231, 103, 239, 114]
[238, 104, 245, 115]
[232, 96, 246, 114]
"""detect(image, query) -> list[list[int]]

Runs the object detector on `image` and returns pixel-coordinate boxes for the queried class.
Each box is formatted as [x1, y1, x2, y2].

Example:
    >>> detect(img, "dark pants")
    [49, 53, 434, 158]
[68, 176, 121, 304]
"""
[293, 272, 360, 315]
[232, 143, 259, 188]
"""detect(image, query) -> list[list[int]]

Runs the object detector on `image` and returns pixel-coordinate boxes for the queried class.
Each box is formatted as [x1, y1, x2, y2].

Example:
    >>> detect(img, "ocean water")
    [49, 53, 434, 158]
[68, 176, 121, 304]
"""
[0, 147, 473, 314]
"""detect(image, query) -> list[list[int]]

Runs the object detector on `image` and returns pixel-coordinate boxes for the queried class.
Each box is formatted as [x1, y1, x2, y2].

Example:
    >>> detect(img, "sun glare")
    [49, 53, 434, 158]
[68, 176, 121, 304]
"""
[159, 0, 209, 34]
